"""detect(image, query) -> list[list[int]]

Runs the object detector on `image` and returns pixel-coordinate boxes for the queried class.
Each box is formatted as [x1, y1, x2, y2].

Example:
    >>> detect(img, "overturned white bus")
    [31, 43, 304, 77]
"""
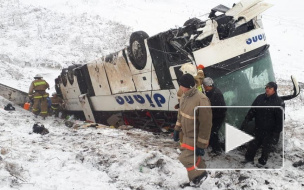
[55, 0, 299, 131]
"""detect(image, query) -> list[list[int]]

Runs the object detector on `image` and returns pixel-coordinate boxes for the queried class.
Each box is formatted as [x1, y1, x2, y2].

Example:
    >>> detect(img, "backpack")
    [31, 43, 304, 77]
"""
[4, 103, 15, 111]
[33, 123, 49, 135]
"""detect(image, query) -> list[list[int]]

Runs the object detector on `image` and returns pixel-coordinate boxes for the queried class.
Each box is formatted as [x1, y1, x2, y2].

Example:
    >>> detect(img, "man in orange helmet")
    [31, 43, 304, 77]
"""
[194, 64, 205, 92]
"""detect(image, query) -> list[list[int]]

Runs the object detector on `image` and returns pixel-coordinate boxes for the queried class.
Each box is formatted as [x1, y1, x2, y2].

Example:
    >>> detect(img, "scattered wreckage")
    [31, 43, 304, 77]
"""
[54, 0, 300, 131]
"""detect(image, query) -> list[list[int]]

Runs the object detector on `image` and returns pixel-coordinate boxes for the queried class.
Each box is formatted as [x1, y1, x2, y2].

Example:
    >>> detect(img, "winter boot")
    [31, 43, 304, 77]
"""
[241, 158, 254, 164]
[189, 171, 208, 187]
[256, 157, 267, 168]
[179, 182, 190, 188]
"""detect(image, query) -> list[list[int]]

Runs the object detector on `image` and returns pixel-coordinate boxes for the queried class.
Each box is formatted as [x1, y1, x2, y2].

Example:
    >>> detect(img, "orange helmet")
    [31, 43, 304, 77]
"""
[197, 64, 205, 70]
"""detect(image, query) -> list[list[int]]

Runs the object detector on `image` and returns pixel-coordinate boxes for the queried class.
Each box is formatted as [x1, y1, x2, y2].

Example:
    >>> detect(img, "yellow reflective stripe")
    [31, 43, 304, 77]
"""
[43, 94, 48, 97]
[198, 86, 203, 92]
[32, 108, 39, 111]
[34, 81, 46, 86]
[51, 106, 58, 110]
[180, 111, 194, 119]
[198, 137, 209, 144]
[34, 96, 42, 99]
[40, 111, 48, 114]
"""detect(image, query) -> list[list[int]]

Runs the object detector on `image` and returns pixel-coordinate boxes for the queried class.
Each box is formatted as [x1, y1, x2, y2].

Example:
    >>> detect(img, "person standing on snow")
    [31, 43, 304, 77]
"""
[174, 63, 203, 143]
[28, 74, 50, 119]
[50, 92, 65, 118]
[173, 73, 212, 187]
[241, 82, 285, 167]
[203, 77, 227, 154]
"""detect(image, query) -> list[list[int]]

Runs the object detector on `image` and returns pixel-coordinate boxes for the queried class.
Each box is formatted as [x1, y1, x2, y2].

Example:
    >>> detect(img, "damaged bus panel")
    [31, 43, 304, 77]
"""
[55, 0, 299, 131]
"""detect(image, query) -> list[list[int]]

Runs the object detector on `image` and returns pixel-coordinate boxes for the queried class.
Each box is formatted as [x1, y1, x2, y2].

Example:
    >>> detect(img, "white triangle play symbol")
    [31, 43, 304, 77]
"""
[225, 124, 254, 153]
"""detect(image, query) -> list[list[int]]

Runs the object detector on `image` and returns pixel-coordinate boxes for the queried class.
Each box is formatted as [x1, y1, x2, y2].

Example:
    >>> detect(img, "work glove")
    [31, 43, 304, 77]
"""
[196, 147, 205, 156]
[174, 104, 180, 109]
[173, 130, 180, 142]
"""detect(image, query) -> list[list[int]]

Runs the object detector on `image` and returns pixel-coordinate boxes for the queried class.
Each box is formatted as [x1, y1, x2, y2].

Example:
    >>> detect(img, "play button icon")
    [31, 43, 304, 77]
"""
[225, 124, 254, 153]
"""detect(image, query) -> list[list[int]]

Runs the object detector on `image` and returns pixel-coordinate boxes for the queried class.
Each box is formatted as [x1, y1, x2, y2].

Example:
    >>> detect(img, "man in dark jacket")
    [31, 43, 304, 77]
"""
[242, 82, 285, 166]
[203, 77, 227, 154]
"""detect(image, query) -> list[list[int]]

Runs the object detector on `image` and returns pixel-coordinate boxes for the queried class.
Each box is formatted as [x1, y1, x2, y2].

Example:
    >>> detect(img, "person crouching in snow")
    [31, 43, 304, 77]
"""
[50, 92, 65, 118]
[173, 73, 212, 187]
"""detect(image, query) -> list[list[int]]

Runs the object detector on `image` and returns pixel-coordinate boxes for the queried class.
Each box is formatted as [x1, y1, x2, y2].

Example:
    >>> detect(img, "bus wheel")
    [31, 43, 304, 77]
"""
[128, 31, 149, 70]
[183, 17, 201, 26]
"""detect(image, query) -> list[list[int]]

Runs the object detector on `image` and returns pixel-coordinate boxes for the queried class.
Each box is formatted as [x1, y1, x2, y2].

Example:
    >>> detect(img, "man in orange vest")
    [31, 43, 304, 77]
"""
[28, 74, 49, 119]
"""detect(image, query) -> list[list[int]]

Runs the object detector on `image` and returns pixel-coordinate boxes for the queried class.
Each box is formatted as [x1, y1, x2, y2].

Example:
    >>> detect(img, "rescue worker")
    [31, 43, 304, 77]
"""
[28, 74, 50, 119]
[241, 82, 285, 166]
[194, 64, 205, 92]
[173, 73, 212, 187]
[176, 63, 198, 107]
[50, 92, 65, 117]
[203, 77, 227, 154]
[174, 63, 199, 143]
[176, 63, 205, 107]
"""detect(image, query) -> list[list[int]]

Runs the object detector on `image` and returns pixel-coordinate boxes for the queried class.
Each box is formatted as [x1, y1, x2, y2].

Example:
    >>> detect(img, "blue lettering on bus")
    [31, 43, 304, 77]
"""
[124, 96, 134, 104]
[246, 33, 266, 45]
[115, 96, 124, 105]
[154, 93, 166, 107]
[133, 95, 145, 104]
[115, 93, 166, 107]
[145, 94, 155, 107]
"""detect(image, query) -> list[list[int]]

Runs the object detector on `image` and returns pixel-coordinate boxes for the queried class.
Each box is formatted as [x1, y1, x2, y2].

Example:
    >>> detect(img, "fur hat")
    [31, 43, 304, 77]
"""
[178, 73, 195, 88]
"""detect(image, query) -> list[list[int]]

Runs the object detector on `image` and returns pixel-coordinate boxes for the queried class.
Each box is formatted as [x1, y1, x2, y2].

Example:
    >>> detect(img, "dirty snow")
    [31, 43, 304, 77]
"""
[1, 0, 304, 189]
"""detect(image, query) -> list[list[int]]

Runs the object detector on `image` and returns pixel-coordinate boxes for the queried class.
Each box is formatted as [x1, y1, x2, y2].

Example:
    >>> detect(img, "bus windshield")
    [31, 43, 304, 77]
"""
[214, 51, 275, 128]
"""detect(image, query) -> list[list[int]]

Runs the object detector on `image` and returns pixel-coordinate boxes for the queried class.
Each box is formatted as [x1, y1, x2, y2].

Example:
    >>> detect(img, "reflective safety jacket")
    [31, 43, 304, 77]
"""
[175, 87, 212, 149]
[28, 79, 49, 96]
[194, 70, 205, 92]
[51, 96, 64, 110]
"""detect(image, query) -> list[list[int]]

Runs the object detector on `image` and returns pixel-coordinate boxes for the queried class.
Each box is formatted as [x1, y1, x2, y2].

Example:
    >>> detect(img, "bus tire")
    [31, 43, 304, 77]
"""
[128, 31, 149, 70]
[183, 17, 201, 26]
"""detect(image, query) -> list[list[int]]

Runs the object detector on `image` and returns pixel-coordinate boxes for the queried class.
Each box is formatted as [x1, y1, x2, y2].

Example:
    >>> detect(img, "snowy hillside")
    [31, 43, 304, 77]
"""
[1, 0, 304, 189]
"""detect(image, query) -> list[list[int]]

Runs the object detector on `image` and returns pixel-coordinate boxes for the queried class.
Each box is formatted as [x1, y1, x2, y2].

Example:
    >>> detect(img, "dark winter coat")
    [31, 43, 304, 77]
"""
[205, 86, 226, 119]
[245, 92, 285, 136]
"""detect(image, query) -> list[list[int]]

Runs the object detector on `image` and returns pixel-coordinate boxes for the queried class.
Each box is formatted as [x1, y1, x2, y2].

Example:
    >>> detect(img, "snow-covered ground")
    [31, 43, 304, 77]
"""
[0, 0, 304, 189]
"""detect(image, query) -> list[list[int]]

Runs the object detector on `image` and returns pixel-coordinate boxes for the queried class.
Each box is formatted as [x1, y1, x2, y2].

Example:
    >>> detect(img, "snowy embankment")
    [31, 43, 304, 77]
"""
[1, 0, 304, 189]
[1, 91, 304, 190]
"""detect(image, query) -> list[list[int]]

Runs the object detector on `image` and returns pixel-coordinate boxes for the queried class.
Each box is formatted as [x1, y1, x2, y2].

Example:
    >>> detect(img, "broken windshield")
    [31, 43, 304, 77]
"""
[213, 51, 275, 128]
